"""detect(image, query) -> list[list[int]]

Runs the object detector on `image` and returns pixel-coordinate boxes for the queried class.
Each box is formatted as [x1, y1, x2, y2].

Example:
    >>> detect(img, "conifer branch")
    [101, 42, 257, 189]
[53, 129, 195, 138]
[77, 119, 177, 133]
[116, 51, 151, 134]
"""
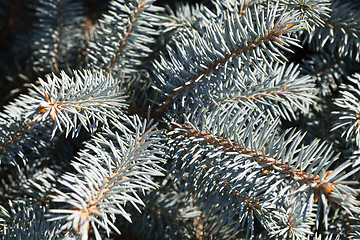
[282, 0, 331, 29]
[324, 22, 360, 38]
[2, 0, 360, 238]
[0, 112, 53, 167]
[156, 7, 298, 115]
[88, 0, 163, 81]
[0, 114, 43, 155]
[32, 0, 86, 72]
[311, 58, 340, 78]
[333, 73, 360, 147]
[177, 123, 333, 196]
[306, 0, 360, 61]
[301, 52, 348, 97]
[0, 200, 64, 239]
[0, 70, 125, 167]
[49, 118, 165, 238]
[31, 70, 127, 136]
[167, 105, 359, 234]
[65, 129, 146, 230]
[198, 154, 261, 209]
[156, 18, 297, 115]
[237, 1, 250, 18]
[106, 0, 146, 74]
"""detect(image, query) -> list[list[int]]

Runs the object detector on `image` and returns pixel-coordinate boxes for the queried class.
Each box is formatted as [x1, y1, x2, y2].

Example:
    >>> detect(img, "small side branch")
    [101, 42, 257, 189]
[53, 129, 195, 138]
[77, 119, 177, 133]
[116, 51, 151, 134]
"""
[106, 0, 147, 74]
[324, 22, 360, 38]
[0, 114, 43, 154]
[224, 85, 289, 102]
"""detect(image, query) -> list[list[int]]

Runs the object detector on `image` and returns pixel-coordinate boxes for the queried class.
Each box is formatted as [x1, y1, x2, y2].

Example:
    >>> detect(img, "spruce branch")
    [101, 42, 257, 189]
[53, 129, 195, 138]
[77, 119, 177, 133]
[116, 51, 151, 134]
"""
[301, 52, 347, 97]
[0, 70, 125, 168]
[88, 0, 164, 80]
[0, 115, 52, 168]
[49, 117, 165, 239]
[348, 214, 360, 239]
[280, 0, 331, 30]
[306, 0, 360, 61]
[167, 105, 359, 235]
[0, 200, 65, 239]
[332, 73, 360, 147]
[314, 234, 341, 240]
[153, 6, 301, 116]
[212, 0, 331, 30]
[118, 187, 200, 239]
[32, 0, 87, 73]
[175, 122, 334, 196]
[105, 0, 150, 74]
[1, 0, 360, 238]
[211, 0, 261, 20]
[211, 62, 315, 120]
[29, 70, 127, 137]
[164, 2, 215, 37]
[268, 198, 316, 239]
[54, 0, 64, 69]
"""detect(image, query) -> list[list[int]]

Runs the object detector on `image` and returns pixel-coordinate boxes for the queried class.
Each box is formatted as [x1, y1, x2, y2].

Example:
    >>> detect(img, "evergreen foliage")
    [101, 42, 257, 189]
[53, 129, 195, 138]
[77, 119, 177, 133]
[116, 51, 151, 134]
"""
[1, 0, 360, 239]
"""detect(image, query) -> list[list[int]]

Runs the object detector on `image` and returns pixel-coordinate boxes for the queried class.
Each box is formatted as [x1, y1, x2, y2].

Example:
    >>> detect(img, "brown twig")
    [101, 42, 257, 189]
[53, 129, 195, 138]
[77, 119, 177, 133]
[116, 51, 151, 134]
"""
[222, 85, 289, 102]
